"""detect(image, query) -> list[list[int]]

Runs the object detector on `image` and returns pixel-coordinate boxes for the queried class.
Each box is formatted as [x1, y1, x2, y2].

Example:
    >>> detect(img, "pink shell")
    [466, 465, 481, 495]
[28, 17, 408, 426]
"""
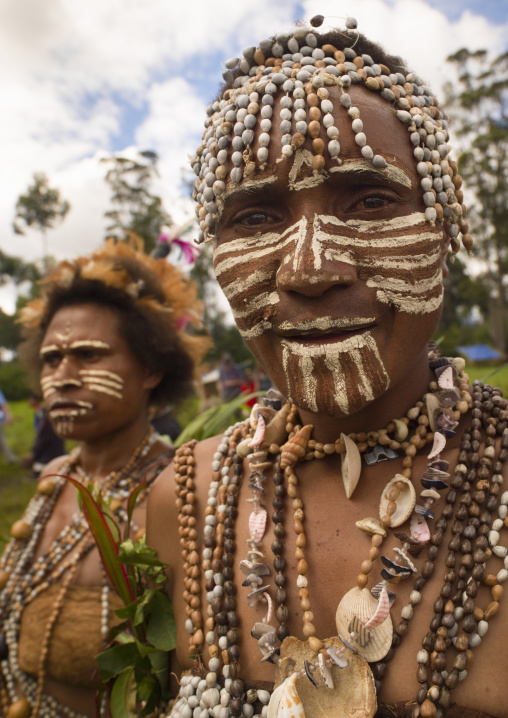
[427, 431, 446, 460]
[248, 414, 266, 447]
[438, 366, 455, 390]
[364, 585, 390, 630]
[249, 508, 267, 542]
[410, 512, 431, 542]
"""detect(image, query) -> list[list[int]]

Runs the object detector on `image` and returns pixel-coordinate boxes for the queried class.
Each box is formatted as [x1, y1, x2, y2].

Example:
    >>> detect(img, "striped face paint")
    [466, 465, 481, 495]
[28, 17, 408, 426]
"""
[214, 187, 444, 415]
[214, 210, 443, 339]
[281, 331, 390, 416]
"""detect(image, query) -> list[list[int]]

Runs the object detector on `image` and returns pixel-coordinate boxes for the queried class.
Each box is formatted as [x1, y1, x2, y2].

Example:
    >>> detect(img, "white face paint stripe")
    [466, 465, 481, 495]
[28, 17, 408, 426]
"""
[323, 246, 441, 269]
[238, 320, 273, 340]
[329, 159, 413, 190]
[79, 369, 124, 384]
[81, 378, 123, 391]
[279, 317, 376, 332]
[221, 269, 275, 300]
[318, 211, 427, 232]
[230, 292, 279, 320]
[84, 384, 123, 400]
[216, 175, 278, 218]
[213, 219, 305, 260]
[68, 340, 111, 350]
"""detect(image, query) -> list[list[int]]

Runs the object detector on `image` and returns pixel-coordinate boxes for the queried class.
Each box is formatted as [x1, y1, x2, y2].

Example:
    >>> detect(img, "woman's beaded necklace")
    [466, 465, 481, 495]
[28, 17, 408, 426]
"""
[171, 353, 508, 718]
[0, 428, 158, 718]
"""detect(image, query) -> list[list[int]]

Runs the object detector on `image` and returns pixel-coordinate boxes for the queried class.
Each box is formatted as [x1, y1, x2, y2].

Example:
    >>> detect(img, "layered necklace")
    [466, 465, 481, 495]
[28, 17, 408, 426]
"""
[170, 350, 508, 718]
[0, 428, 158, 718]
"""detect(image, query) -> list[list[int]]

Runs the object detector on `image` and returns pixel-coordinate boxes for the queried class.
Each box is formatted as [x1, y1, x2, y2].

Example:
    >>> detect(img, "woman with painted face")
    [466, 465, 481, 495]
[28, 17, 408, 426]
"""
[148, 16, 508, 718]
[0, 239, 206, 718]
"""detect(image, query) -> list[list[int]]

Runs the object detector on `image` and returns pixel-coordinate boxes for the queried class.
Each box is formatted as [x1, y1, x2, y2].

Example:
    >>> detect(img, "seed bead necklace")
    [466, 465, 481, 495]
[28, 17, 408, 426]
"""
[169, 353, 508, 718]
[0, 428, 159, 718]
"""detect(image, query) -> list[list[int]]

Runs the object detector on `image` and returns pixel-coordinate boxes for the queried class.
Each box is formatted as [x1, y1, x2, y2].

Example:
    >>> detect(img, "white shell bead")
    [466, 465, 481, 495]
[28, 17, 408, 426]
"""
[321, 99, 333, 114]
[469, 634, 481, 649]
[257, 148, 269, 162]
[417, 649, 428, 664]
[497, 569, 508, 583]
[410, 590, 421, 605]
[327, 126, 339, 139]
[361, 145, 374, 160]
[323, 113, 334, 128]
[282, 145, 293, 158]
[328, 140, 340, 156]
[493, 545, 508, 558]
[489, 530, 500, 546]
[501, 491, 508, 505]
[478, 620, 489, 637]
[355, 132, 367, 147]
[499, 505, 507, 519]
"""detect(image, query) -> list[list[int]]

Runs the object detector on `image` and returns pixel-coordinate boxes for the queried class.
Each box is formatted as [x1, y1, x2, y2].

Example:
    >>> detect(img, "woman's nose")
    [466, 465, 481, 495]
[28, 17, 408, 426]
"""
[276, 216, 358, 296]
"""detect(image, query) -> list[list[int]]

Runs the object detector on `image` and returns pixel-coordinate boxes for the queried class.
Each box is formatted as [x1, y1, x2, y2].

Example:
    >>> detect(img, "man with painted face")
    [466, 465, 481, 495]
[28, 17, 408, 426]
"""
[148, 17, 508, 718]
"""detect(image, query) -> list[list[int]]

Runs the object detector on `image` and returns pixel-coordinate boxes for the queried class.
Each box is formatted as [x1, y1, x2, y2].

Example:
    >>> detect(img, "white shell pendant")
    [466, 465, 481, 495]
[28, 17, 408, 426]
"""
[268, 673, 305, 718]
[341, 433, 362, 499]
[274, 636, 377, 718]
[379, 475, 416, 528]
[335, 587, 393, 662]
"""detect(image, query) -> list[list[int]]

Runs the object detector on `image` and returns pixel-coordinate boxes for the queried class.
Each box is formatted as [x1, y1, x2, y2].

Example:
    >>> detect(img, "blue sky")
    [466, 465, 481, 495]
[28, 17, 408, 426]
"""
[0, 0, 507, 314]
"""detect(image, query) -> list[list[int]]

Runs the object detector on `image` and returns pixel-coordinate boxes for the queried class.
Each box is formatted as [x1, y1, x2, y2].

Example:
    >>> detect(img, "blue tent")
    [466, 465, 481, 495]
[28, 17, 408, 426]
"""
[457, 344, 503, 361]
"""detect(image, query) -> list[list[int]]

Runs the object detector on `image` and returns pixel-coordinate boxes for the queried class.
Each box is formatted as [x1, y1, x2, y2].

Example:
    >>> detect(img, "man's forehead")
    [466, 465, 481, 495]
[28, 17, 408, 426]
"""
[217, 156, 414, 216]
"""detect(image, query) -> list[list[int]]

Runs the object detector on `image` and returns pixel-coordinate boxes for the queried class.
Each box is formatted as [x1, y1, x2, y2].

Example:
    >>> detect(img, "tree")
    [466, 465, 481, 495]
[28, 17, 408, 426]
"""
[13, 173, 70, 267]
[445, 49, 508, 352]
[101, 150, 172, 253]
[0, 250, 40, 288]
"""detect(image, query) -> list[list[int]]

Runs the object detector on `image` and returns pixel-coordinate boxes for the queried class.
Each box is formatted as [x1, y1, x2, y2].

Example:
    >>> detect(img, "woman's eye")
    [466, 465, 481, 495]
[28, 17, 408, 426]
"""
[42, 353, 61, 367]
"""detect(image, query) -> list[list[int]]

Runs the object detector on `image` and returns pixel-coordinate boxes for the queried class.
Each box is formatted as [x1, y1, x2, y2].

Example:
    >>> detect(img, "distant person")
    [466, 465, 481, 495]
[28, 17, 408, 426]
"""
[151, 405, 182, 442]
[0, 387, 17, 463]
[241, 366, 258, 408]
[22, 395, 65, 477]
[218, 353, 244, 400]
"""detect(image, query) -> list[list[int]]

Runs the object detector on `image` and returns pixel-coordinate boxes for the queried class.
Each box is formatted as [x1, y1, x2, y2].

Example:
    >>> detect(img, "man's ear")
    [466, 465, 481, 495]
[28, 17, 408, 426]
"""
[143, 371, 163, 391]
[440, 226, 451, 279]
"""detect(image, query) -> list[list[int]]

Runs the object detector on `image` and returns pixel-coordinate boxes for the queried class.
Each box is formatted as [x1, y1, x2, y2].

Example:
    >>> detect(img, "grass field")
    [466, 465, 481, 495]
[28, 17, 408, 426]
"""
[0, 401, 38, 549]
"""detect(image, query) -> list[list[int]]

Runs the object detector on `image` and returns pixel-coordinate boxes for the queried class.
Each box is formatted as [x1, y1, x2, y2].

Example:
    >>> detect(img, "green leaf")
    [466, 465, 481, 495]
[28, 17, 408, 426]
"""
[124, 482, 147, 542]
[58, 473, 135, 606]
[96, 642, 142, 681]
[118, 539, 167, 568]
[146, 591, 176, 651]
[136, 674, 158, 704]
[147, 649, 170, 692]
[110, 667, 137, 718]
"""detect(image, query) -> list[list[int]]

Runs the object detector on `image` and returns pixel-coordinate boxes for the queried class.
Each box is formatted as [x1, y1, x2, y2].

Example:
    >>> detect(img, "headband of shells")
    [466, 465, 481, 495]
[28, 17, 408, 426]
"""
[191, 14, 471, 253]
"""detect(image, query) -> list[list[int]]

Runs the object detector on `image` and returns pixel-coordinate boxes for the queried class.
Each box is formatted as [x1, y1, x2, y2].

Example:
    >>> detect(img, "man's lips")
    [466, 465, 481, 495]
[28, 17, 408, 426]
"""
[274, 317, 376, 338]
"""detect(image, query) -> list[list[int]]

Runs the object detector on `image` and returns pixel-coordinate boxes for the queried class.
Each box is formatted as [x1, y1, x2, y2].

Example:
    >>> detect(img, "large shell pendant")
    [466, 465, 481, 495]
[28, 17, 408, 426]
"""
[273, 636, 377, 718]
[379, 475, 416, 528]
[335, 587, 393, 662]
[341, 433, 362, 499]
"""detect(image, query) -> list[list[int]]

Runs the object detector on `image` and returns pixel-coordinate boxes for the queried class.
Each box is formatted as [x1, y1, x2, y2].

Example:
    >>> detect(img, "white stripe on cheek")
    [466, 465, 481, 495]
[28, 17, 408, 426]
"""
[230, 291, 280, 320]
[221, 269, 274, 301]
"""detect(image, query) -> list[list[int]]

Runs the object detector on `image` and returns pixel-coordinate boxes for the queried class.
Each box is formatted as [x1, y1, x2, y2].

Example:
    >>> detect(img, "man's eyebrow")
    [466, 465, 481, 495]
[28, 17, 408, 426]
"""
[329, 159, 413, 189]
[217, 175, 278, 217]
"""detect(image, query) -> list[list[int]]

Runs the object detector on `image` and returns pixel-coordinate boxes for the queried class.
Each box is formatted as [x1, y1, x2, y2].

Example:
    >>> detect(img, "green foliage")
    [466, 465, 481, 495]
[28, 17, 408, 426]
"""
[13, 173, 70, 264]
[445, 49, 508, 351]
[0, 251, 41, 288]
[70, 476, 175, 717]
[175, 390, 259, 445]
[0, 361, 32, 400]
[101, 150, 172, 253]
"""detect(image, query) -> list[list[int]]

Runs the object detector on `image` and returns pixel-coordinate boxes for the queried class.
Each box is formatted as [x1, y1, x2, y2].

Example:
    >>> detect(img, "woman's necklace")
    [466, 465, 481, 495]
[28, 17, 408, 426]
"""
[170, 351, 508, 718]
[0, 428, 158, 718]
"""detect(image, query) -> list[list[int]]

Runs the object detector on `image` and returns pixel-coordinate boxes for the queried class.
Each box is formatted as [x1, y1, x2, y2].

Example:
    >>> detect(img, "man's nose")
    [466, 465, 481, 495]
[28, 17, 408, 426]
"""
[275, 216, 358, 297]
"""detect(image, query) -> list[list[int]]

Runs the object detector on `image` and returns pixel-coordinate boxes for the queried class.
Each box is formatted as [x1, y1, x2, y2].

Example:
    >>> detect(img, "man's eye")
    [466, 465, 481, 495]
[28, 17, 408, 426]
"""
[362, 196, 389, 209]
[76, 349, 100, 361]
[243, 212, 269, 226]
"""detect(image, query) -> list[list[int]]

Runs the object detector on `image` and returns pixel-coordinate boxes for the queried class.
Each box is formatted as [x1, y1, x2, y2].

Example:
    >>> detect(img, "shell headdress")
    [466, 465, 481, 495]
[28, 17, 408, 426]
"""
[191, 15, 471, 256]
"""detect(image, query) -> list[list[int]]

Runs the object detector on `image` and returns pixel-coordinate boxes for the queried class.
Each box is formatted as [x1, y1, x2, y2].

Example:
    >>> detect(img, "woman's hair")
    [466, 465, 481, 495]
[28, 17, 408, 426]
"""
[19, 237, 209, 408]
